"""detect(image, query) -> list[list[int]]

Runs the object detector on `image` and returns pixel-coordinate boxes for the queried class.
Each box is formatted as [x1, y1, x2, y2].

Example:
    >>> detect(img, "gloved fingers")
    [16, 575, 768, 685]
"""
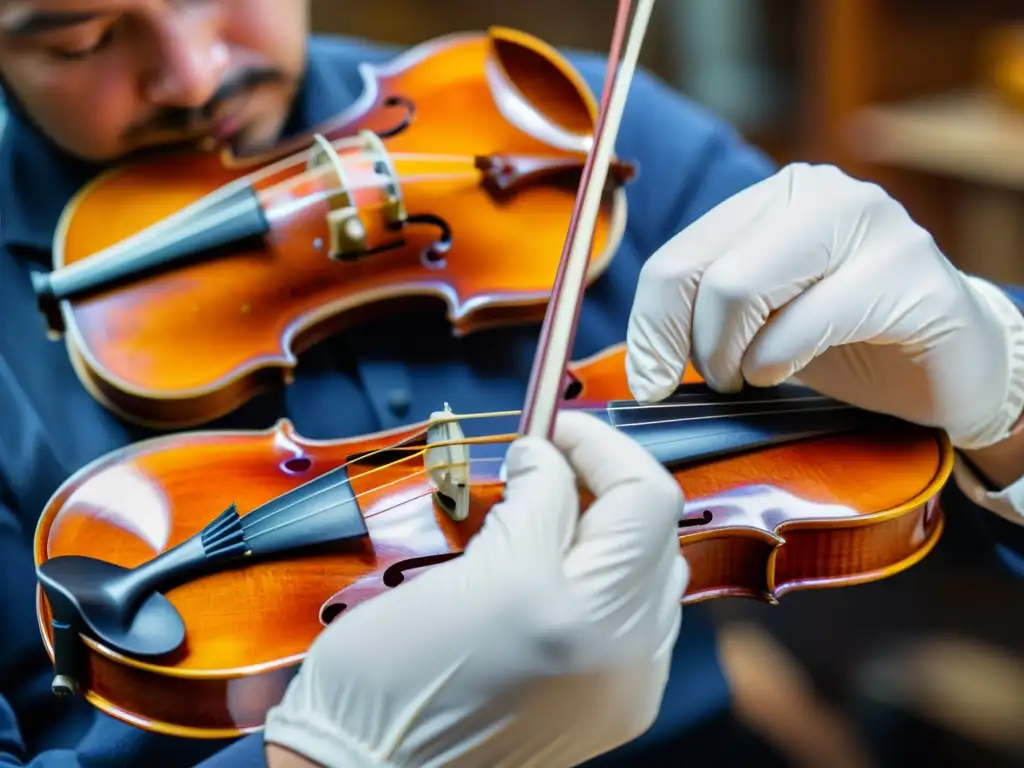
[559, 500, 685, 655]
[550, 410, 684, 622]
[468, 435, 580, 563]
[689, 205, 843, 392]
[740, 251, 921, 387]
[626, 166, 805, 403]
[442, 414, 678, 644]
[656, 543, 689, 650]
[551, 410, 680, 507]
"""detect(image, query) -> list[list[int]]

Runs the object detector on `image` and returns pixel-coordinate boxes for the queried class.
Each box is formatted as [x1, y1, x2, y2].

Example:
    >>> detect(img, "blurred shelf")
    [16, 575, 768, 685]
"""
[851, 635, 1024, 765]
[746, 125, 800, 166]
[845, 89, 1024, 188]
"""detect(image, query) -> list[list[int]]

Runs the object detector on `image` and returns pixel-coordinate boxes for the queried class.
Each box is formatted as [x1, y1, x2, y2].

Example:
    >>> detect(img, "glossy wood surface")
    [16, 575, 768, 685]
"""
[34, 343, 952, 739]
[50, 28, 628, 429]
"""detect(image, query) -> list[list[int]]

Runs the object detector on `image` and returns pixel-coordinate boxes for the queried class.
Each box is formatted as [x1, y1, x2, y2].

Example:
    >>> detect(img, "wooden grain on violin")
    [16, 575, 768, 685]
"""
[35, 28, 633, 429]
[34, 343, 951, 739]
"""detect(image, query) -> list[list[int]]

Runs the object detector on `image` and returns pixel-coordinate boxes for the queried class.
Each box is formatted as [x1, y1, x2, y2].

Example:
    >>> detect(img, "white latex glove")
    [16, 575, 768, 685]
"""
[626, 162, 1024, 451]
[263, 410, 688, 768]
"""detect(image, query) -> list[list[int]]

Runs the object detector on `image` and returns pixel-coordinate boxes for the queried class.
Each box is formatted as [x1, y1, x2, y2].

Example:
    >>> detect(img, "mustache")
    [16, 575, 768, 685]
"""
[130, 67, 287, 136]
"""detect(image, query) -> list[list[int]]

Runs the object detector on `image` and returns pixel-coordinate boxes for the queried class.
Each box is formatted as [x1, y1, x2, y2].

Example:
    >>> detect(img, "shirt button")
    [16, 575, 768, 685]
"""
[387, 388, 410, 417]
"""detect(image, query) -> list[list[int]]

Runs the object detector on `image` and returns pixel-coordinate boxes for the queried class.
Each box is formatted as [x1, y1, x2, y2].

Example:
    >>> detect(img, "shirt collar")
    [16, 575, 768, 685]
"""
[282, 35, 359, 138]
[0, 109, 102, 260]
[0, 36, 356, 262]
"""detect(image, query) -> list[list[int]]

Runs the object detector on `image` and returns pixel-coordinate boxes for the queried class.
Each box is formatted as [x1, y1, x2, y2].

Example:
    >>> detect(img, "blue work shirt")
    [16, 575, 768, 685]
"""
[0, 33, 1021, 768]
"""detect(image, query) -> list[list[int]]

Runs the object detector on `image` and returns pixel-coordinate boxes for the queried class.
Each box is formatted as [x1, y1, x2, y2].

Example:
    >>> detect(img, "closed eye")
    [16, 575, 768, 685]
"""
[50, 26, 116, 60]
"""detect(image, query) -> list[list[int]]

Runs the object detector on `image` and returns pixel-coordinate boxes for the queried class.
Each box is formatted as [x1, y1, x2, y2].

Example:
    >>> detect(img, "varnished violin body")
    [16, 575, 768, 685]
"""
[34, 343, 952, 739]
[30, 27, 633, 429]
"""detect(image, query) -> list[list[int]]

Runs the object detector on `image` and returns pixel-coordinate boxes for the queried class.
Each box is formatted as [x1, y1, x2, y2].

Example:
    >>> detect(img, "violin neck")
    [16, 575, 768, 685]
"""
[594, 384, 903, 469]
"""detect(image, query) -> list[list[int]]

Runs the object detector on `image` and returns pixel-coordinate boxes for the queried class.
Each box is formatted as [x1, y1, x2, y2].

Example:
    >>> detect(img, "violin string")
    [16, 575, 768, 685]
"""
[264, 391, 838, 512]
[239, 434, 432, 531]
[240, 124, 584, 188]
[341, 398, 845, 465]
[74, 168, 481, 273]
[245, 455, 508, 545]
[247, 142, 479, 199]
[257, 144, 602, 212]
[262, 173, 483, 216]
[238, 396, 858, 544]
[260, 163, 482, 206]
[257, 390, 835, 515]
[399, 391, 834, 431]
[54, 149, 588, 279]
[238, 135, 473, 185]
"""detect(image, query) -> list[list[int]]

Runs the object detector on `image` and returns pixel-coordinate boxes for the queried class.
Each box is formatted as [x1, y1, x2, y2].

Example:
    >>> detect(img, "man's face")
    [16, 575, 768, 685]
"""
[0, 0, 309, 162]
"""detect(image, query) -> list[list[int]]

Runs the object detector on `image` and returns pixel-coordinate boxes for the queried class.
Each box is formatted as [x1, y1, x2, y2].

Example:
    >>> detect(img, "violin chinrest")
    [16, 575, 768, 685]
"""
[37, 555, 186, 659]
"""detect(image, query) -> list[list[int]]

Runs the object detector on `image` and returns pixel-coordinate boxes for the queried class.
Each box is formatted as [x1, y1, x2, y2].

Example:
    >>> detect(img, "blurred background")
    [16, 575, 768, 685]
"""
[312, 2, 1024, 766]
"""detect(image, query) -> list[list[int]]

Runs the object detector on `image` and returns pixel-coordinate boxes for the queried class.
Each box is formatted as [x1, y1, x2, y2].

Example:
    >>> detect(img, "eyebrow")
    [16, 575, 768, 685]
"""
[1, 10, 101, 36]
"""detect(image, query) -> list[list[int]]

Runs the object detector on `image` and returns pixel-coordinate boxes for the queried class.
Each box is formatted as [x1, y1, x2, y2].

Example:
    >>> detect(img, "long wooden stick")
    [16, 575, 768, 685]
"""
[518, 0, 656, 439]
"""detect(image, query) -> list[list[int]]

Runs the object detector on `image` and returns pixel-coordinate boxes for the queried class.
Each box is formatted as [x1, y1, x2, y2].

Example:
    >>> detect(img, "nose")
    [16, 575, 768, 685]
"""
[145, 16, 230, 108]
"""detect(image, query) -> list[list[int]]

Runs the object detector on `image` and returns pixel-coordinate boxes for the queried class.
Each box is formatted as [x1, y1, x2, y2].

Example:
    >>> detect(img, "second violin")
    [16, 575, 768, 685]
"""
[32, 343, 952, 739]
[30, 27, 635, 429]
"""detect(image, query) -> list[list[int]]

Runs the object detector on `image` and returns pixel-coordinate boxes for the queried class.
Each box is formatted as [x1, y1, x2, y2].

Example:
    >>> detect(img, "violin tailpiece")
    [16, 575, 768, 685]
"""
[36, 466, 372, 696]
[33, 182, 270, 323]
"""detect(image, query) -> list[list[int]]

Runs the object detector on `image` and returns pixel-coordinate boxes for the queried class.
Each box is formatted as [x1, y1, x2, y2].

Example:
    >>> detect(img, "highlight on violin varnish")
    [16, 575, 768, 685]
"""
[28, 27, 635, 429]
[33, 343, 952, 739]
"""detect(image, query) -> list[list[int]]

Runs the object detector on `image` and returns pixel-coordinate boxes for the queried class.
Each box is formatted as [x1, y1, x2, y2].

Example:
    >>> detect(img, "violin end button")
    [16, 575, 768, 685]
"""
[51, 675, 78, 697]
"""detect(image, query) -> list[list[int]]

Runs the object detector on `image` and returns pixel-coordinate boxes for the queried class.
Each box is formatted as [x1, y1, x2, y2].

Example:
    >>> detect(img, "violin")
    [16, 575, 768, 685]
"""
[28, 26, 635, 430]
[33, 0, 953, 743]
[33, 343, 951, 738]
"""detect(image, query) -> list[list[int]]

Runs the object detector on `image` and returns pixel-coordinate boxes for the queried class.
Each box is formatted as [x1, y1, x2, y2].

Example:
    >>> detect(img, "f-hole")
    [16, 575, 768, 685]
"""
[679, 509, 713, 529]
[376, 96, 415, 138]
[382, 553, 461, 587]
[404, 214, 452, 268]
[562, 376, 583, 400]
[321, 602, 347, 624]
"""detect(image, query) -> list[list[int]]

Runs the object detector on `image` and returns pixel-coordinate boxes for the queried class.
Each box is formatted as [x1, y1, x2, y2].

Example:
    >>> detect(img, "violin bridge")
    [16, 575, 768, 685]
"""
[425, 403, 471, 522]
[325, 208, 368, 259]
[359, 130, 407, 229]
[307, 133, 369, 260]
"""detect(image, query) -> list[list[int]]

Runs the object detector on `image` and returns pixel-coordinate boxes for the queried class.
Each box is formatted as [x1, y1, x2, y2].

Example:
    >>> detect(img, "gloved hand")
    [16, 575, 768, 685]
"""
[263, 410, 688, 768]
[626, 162, 1024, 451]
